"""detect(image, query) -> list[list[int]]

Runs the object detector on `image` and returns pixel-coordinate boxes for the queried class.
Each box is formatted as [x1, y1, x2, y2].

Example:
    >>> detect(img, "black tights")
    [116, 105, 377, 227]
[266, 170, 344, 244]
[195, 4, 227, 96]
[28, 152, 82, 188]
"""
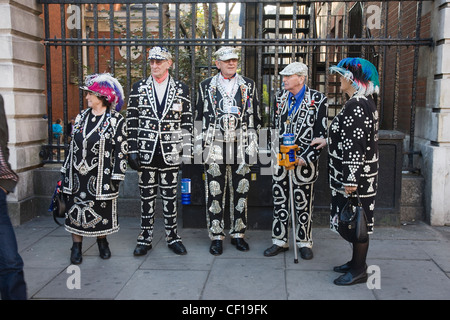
[350, 237, 369, 275]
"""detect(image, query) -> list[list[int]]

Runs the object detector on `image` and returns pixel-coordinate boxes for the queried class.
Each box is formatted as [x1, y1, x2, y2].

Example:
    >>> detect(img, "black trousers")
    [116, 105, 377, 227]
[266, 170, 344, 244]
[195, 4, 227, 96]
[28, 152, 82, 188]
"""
[137, 153, 181, 246]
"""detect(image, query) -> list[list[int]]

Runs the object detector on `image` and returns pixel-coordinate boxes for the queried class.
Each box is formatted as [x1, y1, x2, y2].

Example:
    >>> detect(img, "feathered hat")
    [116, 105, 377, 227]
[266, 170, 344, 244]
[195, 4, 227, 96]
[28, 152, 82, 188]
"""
[80, 73, 125, 111]
[330, 58, 380, 96]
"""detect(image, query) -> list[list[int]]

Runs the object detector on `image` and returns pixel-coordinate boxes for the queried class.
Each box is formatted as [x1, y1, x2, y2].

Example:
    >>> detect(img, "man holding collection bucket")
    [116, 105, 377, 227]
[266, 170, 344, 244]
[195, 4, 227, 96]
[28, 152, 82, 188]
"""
[264, 62, 328, 260]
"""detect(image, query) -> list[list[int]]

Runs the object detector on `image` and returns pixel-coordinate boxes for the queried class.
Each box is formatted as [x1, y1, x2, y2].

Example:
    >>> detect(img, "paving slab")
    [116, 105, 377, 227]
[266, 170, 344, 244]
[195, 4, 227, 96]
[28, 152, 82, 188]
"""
[203, 257, 287, 300]
[286, 269, 376, 300]
[116, 269, 209, 300]
[10, 216, 450, 301]
[33, 256, 142, 300]
[369, 259, 450, 300]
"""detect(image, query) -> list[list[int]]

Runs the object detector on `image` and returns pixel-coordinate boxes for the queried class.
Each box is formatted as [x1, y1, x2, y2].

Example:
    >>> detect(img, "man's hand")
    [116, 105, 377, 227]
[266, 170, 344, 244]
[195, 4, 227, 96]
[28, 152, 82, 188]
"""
[286, 149, 306, 166]
[128, 153, 141, 171]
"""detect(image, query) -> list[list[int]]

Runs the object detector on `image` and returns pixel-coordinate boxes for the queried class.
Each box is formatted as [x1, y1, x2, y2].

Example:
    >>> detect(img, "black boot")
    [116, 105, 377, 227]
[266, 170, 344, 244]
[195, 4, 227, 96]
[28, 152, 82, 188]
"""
[209, 240, 223, 256]
[97, 237, 111, 259]
[70, 242, 82, 264]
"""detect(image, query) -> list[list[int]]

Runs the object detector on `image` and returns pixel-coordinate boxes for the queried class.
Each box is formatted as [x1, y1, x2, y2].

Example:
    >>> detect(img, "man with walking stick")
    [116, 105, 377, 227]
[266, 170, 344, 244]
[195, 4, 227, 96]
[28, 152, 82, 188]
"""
[264, 62, 328, 260]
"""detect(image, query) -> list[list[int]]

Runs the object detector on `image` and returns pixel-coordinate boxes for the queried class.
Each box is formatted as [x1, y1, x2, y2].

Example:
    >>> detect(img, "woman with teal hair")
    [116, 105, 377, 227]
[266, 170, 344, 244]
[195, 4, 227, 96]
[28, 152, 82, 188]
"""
[327, 57, 380, 285]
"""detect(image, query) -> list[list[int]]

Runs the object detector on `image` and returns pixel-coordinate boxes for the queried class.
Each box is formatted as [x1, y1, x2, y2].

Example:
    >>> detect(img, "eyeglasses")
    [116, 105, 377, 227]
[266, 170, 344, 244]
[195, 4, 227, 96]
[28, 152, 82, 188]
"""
[149, 59, 167, 65]
[220, 59, 238, 64]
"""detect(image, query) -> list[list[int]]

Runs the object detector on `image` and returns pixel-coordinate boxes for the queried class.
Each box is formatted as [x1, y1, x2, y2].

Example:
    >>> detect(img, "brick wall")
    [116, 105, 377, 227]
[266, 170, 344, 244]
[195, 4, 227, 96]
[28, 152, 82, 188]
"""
[381, 2, 431, 132]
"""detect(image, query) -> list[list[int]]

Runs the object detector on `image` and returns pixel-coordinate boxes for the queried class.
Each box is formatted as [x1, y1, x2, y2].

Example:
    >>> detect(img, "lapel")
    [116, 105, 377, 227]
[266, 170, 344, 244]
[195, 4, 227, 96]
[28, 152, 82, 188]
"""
[278, 91, 290, 127]
[72, 108, 90, 135]
[98, 111, 111, 137]
[143, 76, 158, 117]
[236, 75, 249, 111]
[301, 86, 312, 111]
[161, 76, 176, 119]
[293, 86, 310, 118]
[207, 75, 219, 109]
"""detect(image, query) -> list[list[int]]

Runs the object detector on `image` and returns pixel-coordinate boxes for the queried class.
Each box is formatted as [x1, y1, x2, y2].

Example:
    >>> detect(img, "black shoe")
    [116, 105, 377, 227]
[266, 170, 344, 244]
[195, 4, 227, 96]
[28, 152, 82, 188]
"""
[209, 240, 223, 256]
[334, 270, 368, 286]
[263, 244, 288, 257]
[168, 241, 187, 255]
[97, 237, 111, 259]
[231, 238, 249, 251]
[334, 262, 367, 273]
[133, 244, 152, 256]
[299, 247, 313, 260]
[70, 242, 82, 264]
[333, 261, 352, 273]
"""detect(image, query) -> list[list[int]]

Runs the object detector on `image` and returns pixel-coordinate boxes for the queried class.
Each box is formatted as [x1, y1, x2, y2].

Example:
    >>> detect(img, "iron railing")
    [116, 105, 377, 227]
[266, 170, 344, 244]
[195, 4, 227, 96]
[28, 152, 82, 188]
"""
[38, 0, 433, 170]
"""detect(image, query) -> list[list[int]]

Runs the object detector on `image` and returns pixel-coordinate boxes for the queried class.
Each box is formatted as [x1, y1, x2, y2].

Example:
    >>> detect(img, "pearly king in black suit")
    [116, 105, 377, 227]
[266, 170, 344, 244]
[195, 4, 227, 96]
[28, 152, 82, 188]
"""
[127, 74, 192, 252]
[271, 85, 328, 250]
[194, 72, 262, 244]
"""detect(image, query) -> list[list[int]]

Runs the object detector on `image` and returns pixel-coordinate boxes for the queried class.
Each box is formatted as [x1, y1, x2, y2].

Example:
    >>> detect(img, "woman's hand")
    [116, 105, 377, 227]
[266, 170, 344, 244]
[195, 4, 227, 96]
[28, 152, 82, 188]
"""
[311, 137, 327, 149]
[344, 185, 357, 194]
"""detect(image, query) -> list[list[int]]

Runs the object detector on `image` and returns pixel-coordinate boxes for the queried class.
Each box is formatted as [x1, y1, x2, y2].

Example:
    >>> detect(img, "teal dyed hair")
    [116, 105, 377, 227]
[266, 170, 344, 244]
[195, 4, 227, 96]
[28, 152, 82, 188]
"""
[330, 57, 380, 96]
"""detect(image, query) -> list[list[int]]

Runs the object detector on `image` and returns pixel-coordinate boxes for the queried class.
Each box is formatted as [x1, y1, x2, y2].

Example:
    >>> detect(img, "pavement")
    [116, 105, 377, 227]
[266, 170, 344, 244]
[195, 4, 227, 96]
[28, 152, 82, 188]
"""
[13, 213, 450, 302]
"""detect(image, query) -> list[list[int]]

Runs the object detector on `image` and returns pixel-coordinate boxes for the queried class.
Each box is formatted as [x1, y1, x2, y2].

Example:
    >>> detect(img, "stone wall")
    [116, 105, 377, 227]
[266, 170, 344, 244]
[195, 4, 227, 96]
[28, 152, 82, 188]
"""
[0, 0, 46, 225]
[415, 0, 450, 225]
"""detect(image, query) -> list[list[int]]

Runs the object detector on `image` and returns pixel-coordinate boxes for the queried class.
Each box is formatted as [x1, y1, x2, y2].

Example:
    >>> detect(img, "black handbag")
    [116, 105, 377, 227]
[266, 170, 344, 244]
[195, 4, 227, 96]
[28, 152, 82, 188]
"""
[48, 179, 66, 226]
[337, 191, 368, 243]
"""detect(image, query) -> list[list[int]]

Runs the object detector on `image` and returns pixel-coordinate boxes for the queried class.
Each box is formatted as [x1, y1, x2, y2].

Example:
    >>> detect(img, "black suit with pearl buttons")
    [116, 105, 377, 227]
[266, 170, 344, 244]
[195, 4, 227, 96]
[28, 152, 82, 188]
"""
[126, 75, 192, 247]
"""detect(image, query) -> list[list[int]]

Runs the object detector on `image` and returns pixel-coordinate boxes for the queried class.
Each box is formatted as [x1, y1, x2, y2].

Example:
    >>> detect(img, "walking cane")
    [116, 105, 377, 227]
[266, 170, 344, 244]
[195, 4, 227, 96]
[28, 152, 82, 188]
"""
[278, 134, 299, 263]
[288, 169, 299, 263]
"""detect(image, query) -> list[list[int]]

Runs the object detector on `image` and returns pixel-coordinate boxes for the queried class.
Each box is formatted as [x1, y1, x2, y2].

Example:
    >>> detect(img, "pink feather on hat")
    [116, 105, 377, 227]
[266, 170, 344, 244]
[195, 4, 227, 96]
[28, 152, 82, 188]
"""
[81, 73, 125, 111]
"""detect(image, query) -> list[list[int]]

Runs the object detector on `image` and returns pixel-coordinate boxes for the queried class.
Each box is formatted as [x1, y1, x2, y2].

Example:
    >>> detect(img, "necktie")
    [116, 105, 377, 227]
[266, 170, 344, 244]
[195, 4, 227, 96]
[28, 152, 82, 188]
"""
[288, 96, 297, 116]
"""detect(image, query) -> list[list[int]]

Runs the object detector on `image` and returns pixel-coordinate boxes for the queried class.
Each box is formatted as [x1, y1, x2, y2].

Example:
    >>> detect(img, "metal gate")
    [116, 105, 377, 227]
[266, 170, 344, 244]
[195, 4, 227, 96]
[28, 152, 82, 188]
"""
[39, 0, 433, 169]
